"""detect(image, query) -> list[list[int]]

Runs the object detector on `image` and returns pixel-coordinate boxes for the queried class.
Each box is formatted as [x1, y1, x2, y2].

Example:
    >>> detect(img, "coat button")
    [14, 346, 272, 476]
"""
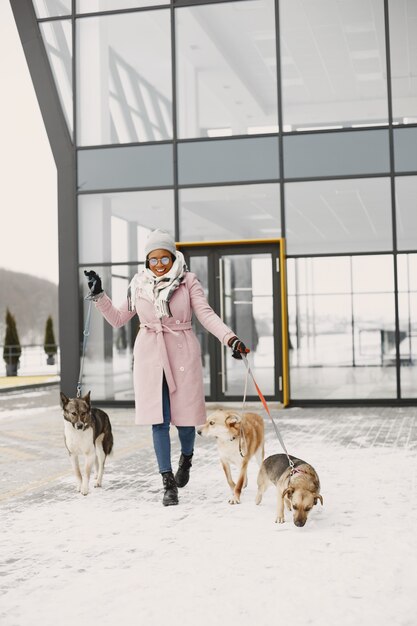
[179, 366, 185, 372]
[175, 320, 180, 325]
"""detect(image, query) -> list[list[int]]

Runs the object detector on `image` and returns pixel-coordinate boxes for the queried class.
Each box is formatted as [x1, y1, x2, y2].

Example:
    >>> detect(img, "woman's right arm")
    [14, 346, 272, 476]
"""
[94, 293, 136, 328]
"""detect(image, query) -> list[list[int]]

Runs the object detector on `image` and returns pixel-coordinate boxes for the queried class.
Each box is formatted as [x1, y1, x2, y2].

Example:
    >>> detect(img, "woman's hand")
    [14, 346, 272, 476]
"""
[228, 336, 250, 360]
[84, 270, 103, 296]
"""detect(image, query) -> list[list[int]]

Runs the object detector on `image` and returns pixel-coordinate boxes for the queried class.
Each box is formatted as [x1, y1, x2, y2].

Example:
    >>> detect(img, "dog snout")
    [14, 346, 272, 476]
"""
[197, 429, 202, 436]
[76, 422, 84, 430]
[294, 519, 306, 527]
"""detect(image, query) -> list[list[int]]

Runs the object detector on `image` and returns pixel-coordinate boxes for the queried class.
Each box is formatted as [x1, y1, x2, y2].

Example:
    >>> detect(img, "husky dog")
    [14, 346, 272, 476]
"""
[197, 409, 264, 504]
[256, 454, 323, 526]
[60, 391, 113, 495]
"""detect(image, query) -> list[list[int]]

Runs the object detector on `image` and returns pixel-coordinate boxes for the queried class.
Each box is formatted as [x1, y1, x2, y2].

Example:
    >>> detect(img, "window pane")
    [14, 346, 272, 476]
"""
[77, 144, 174, 191]
[79, 265, 139, 401]
[178, 136, 279, 185]
[77, 10, 172, 146]
[33, 0, 71, 18]
[394, 128, 417, 173]
[40, 20, 73, 135]
[283, 130, 389, 179]
[179, 183, 281, 242]
[176, 0, 278, 139]
[287, 255, 396, 399]
[398, 253, 417, 397]
[76, 0, 165, 12]
[78, 189, 175, 264]
[395, 176, 417, 251]
[389, 0, 417, 124]
[285, 177, 392, 255]
[280, 0, 388, 131]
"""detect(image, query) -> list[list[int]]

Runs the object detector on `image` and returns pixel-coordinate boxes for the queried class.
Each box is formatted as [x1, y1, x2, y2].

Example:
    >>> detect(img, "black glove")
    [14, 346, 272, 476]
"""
[228, 336, 250, 360]
[84, 270, 103, 296]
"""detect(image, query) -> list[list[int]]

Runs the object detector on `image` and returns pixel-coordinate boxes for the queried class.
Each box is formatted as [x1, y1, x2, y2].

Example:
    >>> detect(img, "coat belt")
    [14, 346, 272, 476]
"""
[140, 321, 192, 393]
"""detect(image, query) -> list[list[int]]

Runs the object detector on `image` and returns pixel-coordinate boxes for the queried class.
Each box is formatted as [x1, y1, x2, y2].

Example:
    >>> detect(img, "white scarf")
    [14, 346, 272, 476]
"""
[128, 250, 188, 318]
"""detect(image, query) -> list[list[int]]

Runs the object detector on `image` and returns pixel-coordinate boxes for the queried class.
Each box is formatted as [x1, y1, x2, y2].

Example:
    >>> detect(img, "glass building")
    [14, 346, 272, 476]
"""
[12, 0, 417, 405]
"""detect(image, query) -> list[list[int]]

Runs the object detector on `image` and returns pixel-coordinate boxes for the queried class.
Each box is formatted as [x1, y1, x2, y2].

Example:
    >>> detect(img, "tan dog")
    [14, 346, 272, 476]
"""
[197, 409, 264, 504]
[256, 453, 323, 526]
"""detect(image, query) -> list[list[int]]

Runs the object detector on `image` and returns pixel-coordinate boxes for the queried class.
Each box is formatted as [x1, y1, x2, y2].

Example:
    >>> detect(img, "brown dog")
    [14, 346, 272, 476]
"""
[197, 409, 264, 504]
[256, 453, 323, 526]
[60, 391, 114, 495]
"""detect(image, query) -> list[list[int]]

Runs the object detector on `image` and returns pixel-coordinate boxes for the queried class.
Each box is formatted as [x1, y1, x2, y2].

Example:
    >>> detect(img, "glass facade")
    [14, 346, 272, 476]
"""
[29, 0, 417, 404]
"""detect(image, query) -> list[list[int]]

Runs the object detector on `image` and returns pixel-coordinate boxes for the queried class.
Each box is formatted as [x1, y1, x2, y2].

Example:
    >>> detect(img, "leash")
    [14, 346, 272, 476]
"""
[76, 297, 93, 398]
[238, 360, 250, 457]
[241, 354, 295, 474]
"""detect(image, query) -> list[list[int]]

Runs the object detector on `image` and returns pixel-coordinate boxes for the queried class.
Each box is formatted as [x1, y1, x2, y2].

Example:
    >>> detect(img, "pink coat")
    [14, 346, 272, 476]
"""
[95, 272, 235, 426]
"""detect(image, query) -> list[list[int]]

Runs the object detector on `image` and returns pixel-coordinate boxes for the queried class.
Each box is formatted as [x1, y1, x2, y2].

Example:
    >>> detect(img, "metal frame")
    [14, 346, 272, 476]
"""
[11, 0, 417, 405]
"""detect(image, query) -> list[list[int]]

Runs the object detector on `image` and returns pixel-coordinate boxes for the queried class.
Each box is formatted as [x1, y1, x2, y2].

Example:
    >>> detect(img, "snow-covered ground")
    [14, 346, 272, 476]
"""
[0, 391, 416, 626]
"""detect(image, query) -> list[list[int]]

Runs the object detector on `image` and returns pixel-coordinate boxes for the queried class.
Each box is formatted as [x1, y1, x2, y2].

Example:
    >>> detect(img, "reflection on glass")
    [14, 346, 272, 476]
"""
[33, 0, 71, 18]
[188, 256, 211, 396]
[79, 265, 143, 401]
[389, 0, 417, 125]
[285, 177, 392, 255]
[179, 183, 281, 242]
[221, 254, 274, 396]
[398, 254, 417, 398]
[176, 0, 278, 138]
[280, 0, 388, 130]
[395, 176, 417, 252]
[77, 10, 172, 146]
[78, 189, 175, 264]
[40, 20, 73, 135]
[287, 255, 396, 399]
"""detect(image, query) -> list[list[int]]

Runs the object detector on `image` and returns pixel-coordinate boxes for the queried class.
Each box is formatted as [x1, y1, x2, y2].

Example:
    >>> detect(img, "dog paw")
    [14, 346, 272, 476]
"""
[275, 517, 285, 524]
[94, 482, 102, 488]
[80, 486, 89, 496]
[228, 496, 240, 505]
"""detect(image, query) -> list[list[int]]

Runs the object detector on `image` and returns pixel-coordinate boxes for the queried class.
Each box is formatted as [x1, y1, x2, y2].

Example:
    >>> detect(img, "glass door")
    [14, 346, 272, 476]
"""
[181, 243, 283, 402]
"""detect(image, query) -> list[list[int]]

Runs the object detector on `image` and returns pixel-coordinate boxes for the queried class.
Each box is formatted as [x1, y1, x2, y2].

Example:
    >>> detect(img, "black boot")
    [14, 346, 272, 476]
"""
[161, 471, 179, 506]
[175, 453, 193, 488]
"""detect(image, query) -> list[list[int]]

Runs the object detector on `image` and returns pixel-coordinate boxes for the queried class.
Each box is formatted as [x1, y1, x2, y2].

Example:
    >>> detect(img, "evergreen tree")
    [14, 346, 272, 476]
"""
[3, 309, 21, 365]
[44, 316, 57, 356]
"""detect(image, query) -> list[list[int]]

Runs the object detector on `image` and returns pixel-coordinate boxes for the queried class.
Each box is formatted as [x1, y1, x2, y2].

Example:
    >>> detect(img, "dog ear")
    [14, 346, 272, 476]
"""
[60, 392, 69, 408]
[225, 412, 241, 425]
[314, 494, 323, 506]
[82, 391, 91, 406]
[283, 487, 294, 500]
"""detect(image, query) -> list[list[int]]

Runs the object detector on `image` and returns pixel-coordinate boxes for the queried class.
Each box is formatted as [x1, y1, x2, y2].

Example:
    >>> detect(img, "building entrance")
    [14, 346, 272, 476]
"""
[180, 242, 288, 404]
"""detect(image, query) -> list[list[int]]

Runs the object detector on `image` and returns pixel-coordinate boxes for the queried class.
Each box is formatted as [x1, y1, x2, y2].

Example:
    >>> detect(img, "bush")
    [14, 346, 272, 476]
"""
[3, 309, 21, 365]
[44, 316, 57, 356]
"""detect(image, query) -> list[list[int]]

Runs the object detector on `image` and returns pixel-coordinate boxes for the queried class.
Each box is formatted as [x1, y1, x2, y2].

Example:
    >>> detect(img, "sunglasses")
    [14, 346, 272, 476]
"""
[148, 256, 171, 267]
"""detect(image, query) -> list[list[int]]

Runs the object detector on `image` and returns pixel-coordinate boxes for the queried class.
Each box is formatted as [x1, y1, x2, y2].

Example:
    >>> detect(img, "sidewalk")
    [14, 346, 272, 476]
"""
[0, 389, 416, 626]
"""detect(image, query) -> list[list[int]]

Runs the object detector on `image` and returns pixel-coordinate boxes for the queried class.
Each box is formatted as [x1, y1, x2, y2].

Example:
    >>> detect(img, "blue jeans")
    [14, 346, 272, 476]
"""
[152, 375, 195, 474]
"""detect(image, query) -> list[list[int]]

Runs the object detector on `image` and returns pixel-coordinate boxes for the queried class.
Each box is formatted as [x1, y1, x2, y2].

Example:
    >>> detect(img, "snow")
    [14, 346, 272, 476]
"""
[0, 397, 416, 626]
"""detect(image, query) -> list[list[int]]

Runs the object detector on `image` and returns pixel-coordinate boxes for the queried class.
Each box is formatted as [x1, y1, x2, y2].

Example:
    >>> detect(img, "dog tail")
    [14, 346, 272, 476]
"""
[103, 431, 114, 456]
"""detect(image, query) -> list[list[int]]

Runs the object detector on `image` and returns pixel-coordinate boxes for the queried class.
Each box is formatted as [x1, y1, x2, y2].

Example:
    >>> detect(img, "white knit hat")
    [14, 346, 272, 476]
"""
[144, 229, 177, 257]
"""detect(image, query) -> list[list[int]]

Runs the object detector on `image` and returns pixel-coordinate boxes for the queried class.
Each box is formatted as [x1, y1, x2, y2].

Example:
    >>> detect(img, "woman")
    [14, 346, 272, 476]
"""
[85, 230, 249, 506]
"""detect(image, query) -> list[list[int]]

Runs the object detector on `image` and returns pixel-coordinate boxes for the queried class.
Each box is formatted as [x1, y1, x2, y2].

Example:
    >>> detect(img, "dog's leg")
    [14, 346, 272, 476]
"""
[95, 436, 106, 488]
[230, 459, 249, 505]
[255, 445, 264, 467]
[70, 454, 82, 492]
[255, 466, 268, 505]
[81, 452, 96, 496]
[94, 456, 99, 480]
[276, 488, 286, 523]
[221, 461, 236, 499]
